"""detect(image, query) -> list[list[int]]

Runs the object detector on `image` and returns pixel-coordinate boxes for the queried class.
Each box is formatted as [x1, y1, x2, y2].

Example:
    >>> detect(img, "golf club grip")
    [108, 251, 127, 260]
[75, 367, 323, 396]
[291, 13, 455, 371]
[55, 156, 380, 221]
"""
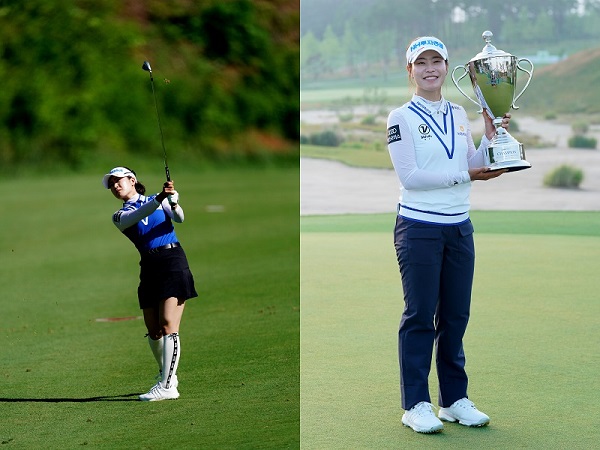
[165, 166, 171, 182]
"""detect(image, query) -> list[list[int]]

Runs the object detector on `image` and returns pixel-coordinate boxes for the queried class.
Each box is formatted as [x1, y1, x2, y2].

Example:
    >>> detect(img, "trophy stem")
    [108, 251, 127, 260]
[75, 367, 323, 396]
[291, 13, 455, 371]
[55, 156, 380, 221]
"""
[491, 126, 511, 144]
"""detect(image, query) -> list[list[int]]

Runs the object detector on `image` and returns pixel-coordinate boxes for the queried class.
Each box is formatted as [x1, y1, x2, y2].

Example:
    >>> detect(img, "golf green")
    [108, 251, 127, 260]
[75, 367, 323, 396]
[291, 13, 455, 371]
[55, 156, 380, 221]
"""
[301, 213, 600, 449]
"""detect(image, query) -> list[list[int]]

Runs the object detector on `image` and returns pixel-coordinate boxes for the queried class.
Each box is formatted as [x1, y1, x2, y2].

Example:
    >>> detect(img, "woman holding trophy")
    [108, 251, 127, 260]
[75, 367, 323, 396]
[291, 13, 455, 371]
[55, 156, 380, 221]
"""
[387, 36, 510, 434]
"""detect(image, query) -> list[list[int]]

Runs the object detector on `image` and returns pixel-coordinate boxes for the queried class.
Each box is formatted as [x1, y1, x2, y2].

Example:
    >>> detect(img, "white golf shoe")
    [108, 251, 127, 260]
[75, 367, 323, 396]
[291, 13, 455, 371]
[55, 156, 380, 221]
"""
[402, 401, 444, 433]
[139, 381, 180, 402]
[438, 398, 490, 427]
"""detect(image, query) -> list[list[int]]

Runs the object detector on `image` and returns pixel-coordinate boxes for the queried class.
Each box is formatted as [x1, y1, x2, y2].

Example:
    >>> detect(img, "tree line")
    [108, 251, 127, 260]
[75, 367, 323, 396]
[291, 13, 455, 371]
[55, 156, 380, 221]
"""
[0, 0, 299, 171]
[301, 0, 600, 82]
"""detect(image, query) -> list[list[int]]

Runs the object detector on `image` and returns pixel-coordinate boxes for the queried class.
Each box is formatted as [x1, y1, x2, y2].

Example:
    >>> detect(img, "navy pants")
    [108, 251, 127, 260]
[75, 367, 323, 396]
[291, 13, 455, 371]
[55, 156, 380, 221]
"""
[394, 216, 475, 410]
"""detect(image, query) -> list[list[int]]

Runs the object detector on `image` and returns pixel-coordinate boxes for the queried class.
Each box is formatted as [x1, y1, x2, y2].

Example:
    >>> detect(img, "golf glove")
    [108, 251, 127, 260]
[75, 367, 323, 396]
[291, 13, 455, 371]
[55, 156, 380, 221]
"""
[168, 191, 179, 208]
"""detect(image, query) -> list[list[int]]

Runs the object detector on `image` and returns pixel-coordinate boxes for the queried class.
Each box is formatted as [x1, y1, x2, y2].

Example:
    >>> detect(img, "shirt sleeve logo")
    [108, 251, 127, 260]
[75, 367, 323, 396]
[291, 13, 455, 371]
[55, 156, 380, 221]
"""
[387, 124, 401, 144]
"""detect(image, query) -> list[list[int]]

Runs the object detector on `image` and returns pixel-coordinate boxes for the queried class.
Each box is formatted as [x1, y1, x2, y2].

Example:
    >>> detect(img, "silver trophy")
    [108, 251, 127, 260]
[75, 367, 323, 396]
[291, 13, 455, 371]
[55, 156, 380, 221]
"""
[452, 31, 534, 171]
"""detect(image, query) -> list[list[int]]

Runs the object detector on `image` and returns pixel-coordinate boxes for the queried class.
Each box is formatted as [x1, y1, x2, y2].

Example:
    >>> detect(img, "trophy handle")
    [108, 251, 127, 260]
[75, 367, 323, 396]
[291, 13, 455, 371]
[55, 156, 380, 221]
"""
[512, 58, 534, 110]
[451, 65, 483, 113]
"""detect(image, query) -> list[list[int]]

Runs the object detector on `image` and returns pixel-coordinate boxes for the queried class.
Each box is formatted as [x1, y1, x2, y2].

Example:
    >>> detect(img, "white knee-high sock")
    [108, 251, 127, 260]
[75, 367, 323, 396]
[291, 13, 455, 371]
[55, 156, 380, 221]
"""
[162, 333, 181, 389]
[148, 336, 164, 373]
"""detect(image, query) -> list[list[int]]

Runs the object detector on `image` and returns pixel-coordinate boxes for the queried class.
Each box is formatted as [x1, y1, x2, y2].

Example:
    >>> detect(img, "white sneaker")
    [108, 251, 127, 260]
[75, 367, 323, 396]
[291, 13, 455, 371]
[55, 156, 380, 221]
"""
[139, 381, 180, 402]
[438, 398, 490, 427]
[402, 401, 444, 433]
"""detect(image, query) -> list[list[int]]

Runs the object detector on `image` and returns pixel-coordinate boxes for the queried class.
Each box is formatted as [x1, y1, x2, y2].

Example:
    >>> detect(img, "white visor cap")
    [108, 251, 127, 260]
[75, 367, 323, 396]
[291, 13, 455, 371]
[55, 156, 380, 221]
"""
[406, 36, 448, 64]
[102, 166, 136, 189]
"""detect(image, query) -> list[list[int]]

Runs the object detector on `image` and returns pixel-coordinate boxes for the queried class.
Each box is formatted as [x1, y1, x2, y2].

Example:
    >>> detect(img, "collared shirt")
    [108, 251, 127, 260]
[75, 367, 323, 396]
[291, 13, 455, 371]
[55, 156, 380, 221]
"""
[387, 94, 490, 224]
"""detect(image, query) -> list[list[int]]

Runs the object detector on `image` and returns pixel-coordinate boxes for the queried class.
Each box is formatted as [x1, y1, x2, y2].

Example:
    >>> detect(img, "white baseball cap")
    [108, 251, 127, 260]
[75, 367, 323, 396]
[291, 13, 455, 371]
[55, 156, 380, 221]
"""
[406, 36, 448, 64]
[102, 166, 136, 189]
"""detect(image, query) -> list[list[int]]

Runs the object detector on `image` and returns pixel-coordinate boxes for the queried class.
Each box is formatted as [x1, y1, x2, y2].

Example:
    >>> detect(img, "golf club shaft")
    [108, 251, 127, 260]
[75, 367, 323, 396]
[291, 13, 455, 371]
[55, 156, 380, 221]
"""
[144, 63, 170, 182]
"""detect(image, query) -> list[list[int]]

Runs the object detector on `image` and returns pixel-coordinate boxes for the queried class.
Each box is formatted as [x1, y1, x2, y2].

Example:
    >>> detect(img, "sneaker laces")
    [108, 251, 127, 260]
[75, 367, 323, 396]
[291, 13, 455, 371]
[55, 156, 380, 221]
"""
[453, 398, 477, 410]
[412, 401, 437, 417]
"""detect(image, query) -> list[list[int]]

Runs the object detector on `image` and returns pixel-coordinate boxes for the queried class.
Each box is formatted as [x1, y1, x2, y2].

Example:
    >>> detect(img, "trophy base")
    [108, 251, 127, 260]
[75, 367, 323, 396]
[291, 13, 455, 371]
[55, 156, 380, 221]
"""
[486, 159, 532, 172]
[485, 130, 531, 173]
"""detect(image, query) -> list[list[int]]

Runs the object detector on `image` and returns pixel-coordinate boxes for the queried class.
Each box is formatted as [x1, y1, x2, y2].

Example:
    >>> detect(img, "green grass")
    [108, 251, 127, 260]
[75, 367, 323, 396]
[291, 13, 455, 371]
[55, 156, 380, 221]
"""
[300, 85, 467, 108]
[0, 165, 299, 449]
[301, 213, 600, 449]
[300, 86, 410, 105]
[300, 144, 393, 170]
[301, 211, 600, 236]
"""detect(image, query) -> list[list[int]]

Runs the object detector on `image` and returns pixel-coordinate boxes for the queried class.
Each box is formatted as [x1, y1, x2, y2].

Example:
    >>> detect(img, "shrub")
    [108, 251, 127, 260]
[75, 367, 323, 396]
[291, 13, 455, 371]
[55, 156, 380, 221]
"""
[543, 165, 583, 188]
[361, 115, 377, 125]
[571, 121, 589, 135]
[568, 135, 597, 149]
[309, 130, 344, 147]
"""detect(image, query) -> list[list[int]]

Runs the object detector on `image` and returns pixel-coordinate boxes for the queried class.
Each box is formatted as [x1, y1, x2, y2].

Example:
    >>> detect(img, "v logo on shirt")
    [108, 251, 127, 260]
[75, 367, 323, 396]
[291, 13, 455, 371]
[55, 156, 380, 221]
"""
[409, 102, 456, 159]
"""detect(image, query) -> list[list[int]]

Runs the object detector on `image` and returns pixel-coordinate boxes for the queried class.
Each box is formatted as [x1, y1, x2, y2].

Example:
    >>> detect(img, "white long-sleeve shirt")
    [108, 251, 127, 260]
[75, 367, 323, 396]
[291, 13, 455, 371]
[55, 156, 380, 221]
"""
[387, 95, 490, 224]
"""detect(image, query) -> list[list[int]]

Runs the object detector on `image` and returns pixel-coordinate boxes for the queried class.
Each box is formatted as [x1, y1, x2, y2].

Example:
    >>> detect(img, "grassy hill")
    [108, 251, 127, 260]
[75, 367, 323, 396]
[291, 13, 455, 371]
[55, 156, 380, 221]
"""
[521, 47, 600, 116]
[301, 37, 600, 121]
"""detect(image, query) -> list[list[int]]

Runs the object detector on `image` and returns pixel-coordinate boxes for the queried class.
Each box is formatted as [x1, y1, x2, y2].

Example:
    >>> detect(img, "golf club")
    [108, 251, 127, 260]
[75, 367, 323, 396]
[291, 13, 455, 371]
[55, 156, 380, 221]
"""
[142, 60, 170, 182]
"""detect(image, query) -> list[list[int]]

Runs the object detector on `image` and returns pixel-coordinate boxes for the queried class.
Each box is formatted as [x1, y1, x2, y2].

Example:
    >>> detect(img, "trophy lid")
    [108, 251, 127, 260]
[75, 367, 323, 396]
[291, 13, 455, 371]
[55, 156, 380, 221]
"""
[469, 31, 513, 61]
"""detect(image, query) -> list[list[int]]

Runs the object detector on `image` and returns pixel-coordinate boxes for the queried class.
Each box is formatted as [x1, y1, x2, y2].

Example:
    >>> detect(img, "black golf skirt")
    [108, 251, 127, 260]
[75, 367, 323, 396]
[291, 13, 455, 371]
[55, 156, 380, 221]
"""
[137, 246, 198, 309]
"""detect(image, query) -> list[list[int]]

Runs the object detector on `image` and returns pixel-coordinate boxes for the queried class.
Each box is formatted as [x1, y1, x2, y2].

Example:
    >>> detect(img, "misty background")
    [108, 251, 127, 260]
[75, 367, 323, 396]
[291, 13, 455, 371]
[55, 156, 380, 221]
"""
[300, 0, 600, 87]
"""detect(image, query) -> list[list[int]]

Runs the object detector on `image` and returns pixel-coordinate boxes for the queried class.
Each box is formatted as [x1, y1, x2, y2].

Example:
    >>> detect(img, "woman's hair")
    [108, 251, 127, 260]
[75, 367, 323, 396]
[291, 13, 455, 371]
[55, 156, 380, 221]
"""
[124, 166, 146, 195]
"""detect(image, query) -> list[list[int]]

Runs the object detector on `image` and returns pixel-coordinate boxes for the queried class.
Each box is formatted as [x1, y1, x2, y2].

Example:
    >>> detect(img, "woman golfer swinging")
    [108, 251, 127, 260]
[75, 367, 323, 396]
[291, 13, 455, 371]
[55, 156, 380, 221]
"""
[102, 166, 197, 401]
